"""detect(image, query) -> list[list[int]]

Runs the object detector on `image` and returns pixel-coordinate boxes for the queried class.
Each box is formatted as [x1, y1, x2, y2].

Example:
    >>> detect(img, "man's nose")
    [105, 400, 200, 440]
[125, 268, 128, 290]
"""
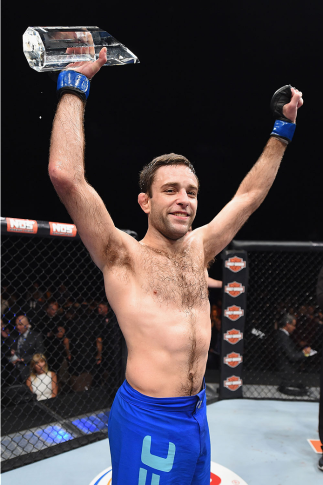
[176, 189, 190, 206]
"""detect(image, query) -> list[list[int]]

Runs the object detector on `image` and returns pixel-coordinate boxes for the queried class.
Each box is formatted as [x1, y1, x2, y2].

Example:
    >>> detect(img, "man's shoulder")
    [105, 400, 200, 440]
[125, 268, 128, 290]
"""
[276, 328, 289, 341]
[28, 329, 42, 339]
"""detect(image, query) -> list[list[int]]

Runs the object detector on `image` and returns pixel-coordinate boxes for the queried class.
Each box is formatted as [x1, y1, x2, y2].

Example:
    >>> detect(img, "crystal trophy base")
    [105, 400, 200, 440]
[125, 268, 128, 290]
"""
[23, 26, 139, 72]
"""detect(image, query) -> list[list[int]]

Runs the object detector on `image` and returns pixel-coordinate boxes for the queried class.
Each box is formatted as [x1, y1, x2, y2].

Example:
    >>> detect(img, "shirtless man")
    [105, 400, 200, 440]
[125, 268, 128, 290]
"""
[48, 47, 303, 483]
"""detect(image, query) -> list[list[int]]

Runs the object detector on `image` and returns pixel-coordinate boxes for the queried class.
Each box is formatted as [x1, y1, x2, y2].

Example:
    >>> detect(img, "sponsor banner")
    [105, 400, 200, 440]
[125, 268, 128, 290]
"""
[224, 352, 243, 368]
[224, 256, 246, 273]
[224, 306, 244, 321]
[89, 462, 248, 485]
[49, 222, 77, 237]
[223, 329, 243, 345]
[220, 250, 248, 399]
[6, 217, 38, 234]
[224, 375, 243, 392]
[2, 217, 137, 240]
[224, 281, 245, 298]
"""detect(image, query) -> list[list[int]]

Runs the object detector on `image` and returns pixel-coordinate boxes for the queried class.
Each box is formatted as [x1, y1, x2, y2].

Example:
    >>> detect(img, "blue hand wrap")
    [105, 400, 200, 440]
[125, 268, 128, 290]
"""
[57, 71, 90, 101]
[271, 120, 296, 143]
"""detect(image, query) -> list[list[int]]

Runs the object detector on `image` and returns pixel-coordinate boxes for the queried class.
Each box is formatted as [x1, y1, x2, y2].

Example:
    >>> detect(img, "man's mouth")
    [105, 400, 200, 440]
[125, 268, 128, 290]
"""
[171, 212, 189, 218]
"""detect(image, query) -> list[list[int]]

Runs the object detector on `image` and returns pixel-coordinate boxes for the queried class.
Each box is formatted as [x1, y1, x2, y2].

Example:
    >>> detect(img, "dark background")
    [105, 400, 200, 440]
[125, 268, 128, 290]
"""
[2, 1, 323, 274]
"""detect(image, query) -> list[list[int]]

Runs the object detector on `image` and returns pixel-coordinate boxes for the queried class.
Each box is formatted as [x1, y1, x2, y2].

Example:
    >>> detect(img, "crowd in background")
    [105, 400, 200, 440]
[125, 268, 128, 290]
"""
[1, 282, 122, 401]
[3, 279, 321, 402]
[207, 296, 323, 376]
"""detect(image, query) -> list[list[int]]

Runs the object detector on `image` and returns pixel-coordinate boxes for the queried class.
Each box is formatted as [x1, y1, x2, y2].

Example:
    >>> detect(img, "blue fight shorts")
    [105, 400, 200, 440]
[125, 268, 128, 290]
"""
[108, 380, 210, 484]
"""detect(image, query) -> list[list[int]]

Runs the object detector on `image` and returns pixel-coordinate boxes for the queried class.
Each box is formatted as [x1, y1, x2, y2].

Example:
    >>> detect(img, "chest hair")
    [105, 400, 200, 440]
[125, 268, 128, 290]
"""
[140, 245, 208, 309]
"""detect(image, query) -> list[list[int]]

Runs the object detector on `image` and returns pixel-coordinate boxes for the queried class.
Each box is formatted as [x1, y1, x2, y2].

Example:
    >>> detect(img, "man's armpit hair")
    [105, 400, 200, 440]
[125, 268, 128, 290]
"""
[103, 237, 133, 271]
[207, 257, 216, 270]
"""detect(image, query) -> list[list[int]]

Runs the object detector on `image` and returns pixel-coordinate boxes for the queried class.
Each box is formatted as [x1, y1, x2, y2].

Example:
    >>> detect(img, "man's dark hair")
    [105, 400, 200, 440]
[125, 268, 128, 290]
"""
[139, 153, 199, 197]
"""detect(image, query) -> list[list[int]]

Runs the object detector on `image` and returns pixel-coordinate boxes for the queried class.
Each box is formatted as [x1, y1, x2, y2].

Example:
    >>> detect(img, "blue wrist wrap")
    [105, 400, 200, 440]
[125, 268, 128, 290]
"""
[57, 71, 90, 101]
[271, 120, 296, 143]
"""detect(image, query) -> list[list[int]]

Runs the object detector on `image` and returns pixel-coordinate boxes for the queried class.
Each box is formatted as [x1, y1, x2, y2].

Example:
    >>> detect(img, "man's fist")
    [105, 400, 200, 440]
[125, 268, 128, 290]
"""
[283, 87, 303, 124]
[270, 85, 303, 124]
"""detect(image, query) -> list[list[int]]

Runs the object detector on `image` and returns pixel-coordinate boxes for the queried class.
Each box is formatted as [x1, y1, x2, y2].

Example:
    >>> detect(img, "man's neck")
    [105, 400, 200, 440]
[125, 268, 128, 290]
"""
[140, 227, 190, 254]
[20, 328, 30, 338]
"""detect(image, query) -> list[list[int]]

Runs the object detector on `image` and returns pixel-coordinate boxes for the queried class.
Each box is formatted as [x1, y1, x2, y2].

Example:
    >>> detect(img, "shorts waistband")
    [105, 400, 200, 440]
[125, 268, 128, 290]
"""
[118, 379, 206, 413]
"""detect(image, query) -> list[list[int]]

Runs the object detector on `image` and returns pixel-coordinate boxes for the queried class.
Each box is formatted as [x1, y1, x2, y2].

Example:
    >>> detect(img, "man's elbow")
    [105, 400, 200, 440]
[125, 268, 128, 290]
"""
[48, 162, 77, 193]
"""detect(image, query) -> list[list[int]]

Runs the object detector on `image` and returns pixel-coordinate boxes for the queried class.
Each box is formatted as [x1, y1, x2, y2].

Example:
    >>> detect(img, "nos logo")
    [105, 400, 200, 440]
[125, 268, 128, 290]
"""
[49, 222, 77, 237]
[7, 218, 38, 234]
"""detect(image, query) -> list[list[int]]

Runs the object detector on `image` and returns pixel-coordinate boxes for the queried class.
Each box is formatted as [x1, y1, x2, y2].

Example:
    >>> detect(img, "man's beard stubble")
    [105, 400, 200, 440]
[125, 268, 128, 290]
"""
[149, 207, 195, 241]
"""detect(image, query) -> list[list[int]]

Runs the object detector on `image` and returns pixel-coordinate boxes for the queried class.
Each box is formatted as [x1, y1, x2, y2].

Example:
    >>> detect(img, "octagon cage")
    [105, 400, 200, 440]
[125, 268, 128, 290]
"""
[1, 216, 323, 473]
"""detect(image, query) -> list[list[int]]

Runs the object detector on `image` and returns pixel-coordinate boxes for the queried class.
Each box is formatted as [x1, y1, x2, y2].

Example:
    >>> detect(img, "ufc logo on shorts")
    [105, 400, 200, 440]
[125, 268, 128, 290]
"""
[139, 436, 176, 484]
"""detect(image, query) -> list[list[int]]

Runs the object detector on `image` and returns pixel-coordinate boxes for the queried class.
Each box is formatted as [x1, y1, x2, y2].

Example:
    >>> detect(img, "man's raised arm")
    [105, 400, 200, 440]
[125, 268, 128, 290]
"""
[200, 86, 303, 261]
[48, 48, 126, 271]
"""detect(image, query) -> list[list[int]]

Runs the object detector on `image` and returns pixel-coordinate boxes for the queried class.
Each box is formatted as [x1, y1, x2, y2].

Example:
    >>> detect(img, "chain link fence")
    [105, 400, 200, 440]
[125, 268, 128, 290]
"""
[233, 242, 323, 401]
[2, 223, 323, 472]
[1, 224, 134, 471]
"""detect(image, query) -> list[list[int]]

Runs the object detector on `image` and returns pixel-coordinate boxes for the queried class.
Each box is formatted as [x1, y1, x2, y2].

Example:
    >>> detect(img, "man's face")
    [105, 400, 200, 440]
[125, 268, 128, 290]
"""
[147, 165, 198, 240]
[16, 316, 29, 334]
[56, 326, 65, 339]
[47, 303, 58, 317]
[286, 319, 297, 334]
[98, 304, 108, 316]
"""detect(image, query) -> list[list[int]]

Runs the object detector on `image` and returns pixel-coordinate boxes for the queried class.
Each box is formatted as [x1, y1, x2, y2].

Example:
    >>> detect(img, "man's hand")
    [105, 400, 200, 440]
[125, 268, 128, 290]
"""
[66, 46, 108, 80]
[12, 358, 24, 365]
[303, 346, 312, 356]
[283, 87, 303, 123]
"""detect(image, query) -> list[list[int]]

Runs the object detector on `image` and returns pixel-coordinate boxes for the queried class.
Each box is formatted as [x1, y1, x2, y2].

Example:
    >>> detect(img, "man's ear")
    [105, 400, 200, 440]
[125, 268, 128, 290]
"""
[138, 192, 150, 214]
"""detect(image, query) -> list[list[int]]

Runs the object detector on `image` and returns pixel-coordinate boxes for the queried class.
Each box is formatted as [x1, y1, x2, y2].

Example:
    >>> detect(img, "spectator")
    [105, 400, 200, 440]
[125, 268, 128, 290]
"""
[63, 297, 75, 311]
[1, 319, 15, 387]
[96, 302, 112, 363]
[275, 313, 311, 396]
[68, 309, 98, 391]
[26, 353, 58, 400]
[62, 308, 77, 334]
[39, 300, 61, 336]
[96, 302, 122, 389]
[293, 304, 316, 348]
[10, 315, 44, 382]
[207, 305, 221, 369]
[56, 326, 71, 361]
[97, 302, 109, 319]
[1, 295, 9, 315]
[45, 324, 69, 376]
[23, 281, 46, 325]
[25, 282, 45, 305]
[54, 283, 71, 307]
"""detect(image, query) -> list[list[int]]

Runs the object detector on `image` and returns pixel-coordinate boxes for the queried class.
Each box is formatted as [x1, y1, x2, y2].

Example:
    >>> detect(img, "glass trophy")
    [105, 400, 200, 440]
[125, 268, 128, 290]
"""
[23, 26, 139, 72]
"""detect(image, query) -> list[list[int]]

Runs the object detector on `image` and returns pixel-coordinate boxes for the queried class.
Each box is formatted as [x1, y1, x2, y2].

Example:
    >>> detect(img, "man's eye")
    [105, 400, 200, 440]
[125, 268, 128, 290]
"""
[166, 189, 174, 193]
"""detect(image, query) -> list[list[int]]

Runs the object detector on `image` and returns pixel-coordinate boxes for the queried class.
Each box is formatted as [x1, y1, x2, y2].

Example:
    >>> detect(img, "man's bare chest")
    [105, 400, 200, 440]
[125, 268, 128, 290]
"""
[138, 246, 209, 309]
